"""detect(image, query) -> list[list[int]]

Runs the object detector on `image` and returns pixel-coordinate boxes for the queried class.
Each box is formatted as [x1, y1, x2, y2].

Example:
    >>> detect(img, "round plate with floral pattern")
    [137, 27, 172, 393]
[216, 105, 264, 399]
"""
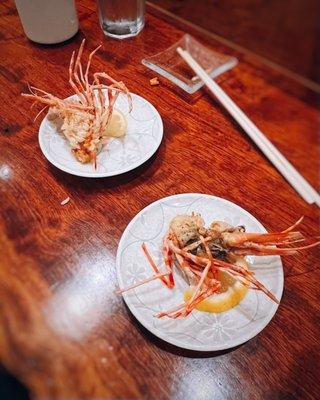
[116, 193, 284, 351]
[38, 93, 163, 178]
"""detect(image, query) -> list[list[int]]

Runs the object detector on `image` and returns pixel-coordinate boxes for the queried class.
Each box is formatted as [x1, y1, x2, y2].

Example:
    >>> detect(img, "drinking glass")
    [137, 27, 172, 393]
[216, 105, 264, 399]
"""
[97, 0, 145, 39]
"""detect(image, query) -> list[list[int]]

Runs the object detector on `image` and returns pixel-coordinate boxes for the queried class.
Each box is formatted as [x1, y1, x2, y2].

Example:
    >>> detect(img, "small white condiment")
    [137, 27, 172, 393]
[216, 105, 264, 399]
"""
[60, 197, 70, 206]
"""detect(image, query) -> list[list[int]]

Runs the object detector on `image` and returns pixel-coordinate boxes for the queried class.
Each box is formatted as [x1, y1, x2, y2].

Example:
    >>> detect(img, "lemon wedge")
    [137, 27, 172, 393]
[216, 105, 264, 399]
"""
[104, 109, 127, 138]
[184, 267, 248, 314]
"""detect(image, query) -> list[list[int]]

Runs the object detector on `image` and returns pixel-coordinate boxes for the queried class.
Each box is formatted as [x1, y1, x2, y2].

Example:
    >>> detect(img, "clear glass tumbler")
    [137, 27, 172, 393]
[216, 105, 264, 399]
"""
[97, 0, 145, 39]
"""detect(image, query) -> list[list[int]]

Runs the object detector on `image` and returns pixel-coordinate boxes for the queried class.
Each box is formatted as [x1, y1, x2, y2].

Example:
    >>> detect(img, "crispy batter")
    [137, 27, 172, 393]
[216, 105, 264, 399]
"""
[150, 77, 160, 86]
[117, 214, 320, 318]
[22, 39, 132, 168]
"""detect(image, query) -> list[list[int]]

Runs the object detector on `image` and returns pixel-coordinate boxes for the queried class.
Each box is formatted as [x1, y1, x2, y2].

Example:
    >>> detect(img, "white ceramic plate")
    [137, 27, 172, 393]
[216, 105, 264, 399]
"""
[38, 93, 163, 178]
[116, 193, 284, 351]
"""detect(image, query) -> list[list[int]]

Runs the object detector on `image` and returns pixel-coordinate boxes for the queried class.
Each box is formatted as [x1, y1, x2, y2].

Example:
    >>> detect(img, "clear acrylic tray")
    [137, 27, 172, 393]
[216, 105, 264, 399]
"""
[142, 34, 238, 94]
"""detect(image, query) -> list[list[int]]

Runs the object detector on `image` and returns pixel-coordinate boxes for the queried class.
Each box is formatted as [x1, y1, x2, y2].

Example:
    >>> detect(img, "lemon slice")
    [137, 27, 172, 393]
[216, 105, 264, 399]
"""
[184, 267, 248, 314]
[104, 109, 127, 138]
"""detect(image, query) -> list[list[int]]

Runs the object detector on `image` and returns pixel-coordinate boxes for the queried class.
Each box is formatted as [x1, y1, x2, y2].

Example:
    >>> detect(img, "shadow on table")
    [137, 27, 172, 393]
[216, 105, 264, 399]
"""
[28, 29, 87, 51]
[126, 304, 241, 358]
[45, 114, 181, 193]
[47, 146, 162, 193]
[0, 366, 30, 400]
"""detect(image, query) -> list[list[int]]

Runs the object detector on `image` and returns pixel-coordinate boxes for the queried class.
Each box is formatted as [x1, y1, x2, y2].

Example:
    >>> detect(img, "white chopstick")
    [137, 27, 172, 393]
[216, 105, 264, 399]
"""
[177, 47, 320, 207]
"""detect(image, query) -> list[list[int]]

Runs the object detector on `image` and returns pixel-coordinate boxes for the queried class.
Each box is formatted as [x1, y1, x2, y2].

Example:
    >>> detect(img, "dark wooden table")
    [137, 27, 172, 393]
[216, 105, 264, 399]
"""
[0, 1, 319, 399]
[150, 0, 320, 85]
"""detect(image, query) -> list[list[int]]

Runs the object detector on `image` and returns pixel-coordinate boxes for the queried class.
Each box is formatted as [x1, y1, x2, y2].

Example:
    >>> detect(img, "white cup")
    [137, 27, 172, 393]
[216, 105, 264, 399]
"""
[15, 0, 79, 44]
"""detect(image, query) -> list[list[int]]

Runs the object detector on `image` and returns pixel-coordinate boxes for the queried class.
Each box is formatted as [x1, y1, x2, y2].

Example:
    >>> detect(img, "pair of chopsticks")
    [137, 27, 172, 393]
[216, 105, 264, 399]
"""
[177, 47, 320, 207]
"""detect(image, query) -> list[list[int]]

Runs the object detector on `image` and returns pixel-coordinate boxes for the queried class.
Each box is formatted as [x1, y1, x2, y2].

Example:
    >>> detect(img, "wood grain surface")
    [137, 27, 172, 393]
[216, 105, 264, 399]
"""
[150, 0, 320, 85]
[0, 0, 319, 399]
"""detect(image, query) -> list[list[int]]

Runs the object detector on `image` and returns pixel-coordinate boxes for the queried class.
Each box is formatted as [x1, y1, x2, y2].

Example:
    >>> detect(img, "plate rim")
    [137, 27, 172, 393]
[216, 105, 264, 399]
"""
[38, 92, 163, 178]
[116, 193, 284, 351]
